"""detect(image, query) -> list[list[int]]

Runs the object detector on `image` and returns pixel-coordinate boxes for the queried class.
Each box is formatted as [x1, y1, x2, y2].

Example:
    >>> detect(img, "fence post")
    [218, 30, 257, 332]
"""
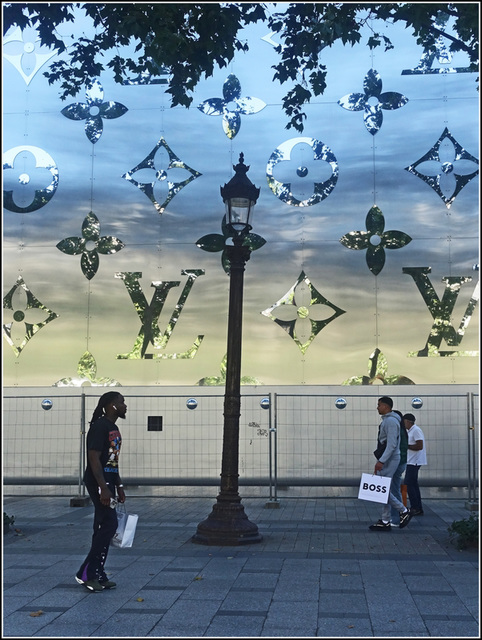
[70, 391, 90, 506]
[465, 392, 478, 511]
[265, 392, 280, 508]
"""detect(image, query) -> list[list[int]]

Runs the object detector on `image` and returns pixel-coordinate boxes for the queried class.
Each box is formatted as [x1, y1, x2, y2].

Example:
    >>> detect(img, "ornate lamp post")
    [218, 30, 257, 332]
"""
[192, 153, 263, 545]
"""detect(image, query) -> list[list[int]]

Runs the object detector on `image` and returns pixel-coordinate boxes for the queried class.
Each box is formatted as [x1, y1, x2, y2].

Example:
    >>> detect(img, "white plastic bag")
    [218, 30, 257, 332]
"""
[111, 505, 138, 548]
[358, 473, 391, 504]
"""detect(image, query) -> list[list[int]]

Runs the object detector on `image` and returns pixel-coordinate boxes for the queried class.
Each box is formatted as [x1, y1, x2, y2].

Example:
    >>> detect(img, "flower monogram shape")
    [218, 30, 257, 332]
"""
[338, 69, 408, 135]
[266, 137, 338, 207]
[196, 354, 262, 386]
[3, 146, 59, 213]
[343, 348, 415, 385]
[196, 215, 266, 275]
[339, 205, 412, 276]
[56, 211, 125, 280]
[123, 137, 202, 214]
[54, 351, 121, 387]
[61, 79, 128, 144]
[404, 127, 479, 209]
[261, 271, 345, 355]
[3, 276, 59, 357]
[3, 25, 57, 85]
[198, 73, 266, 139]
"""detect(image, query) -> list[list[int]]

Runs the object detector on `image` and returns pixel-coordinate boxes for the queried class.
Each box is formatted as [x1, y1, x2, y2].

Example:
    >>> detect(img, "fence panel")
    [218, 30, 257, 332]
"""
[2, 390, 478, 500]
[274, 393, 475, 486]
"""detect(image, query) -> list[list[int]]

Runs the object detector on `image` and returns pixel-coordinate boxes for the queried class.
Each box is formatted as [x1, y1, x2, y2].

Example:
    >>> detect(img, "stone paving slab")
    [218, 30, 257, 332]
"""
[2, 495, 479, 638]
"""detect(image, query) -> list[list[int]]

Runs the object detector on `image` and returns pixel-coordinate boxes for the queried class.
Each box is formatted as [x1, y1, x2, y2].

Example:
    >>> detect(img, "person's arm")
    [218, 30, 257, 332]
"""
[88, 449, 113, 506]
[408, 439, 423, 451]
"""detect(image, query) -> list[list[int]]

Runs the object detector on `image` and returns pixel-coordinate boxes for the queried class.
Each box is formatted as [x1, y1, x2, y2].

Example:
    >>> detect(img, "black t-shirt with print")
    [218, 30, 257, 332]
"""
[83, 417, 122, 486]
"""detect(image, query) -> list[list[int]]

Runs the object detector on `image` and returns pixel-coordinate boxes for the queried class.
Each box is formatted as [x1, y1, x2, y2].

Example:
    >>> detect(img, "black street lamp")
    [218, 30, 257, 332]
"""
[192, 153, 263, 545]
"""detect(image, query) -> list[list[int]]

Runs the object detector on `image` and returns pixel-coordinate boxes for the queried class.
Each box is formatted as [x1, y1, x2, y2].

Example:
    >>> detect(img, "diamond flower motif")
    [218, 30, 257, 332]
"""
[61, 79, 128, 143]
[338, 69, 408, 135]
[123, 137, 201, 214]
[339, 205, 412, 276]
[54, 351, 121, 387]
[56, 211, 124, 280]
[198, 74, 266, 139]
[261, 271, 345, 354]
[3, 25, 57, 85]
[196, 215, 266, 275]
[3, 276, 59, 357]
[404, 127, 479, 209]
[343, 348, 415, 385]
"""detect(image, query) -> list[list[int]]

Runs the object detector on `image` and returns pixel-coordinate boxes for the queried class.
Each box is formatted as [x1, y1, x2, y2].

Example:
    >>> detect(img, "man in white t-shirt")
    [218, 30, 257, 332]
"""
[403, 413, 427, 516]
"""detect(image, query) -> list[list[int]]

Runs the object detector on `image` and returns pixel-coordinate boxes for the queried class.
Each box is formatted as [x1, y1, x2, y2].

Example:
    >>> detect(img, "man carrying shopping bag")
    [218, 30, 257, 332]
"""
[75, 392, 127, 592]
[368, 396, 413, 532]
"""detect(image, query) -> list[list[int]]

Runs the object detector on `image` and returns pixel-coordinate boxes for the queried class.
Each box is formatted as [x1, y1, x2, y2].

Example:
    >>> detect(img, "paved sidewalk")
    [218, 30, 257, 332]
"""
[2, 494, 479, 638]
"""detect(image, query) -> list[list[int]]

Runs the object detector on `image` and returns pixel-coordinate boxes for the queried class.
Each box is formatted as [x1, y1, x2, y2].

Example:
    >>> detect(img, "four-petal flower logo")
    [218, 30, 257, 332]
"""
[61, 79, 128, 143]
[196, 215, 266, 275]
[198, 73, 266, 139]
[54, 351, 121, 387]
[122, 137, 201, 214]
[405, 127, 479, 209]
[339, 205, 412, 276]
[338, 69, 408, 135]
[3, 276, 59, 357]
[261, 271, 345, 354]
[343, 348, 415, 385]
[56, 211, 125, 280]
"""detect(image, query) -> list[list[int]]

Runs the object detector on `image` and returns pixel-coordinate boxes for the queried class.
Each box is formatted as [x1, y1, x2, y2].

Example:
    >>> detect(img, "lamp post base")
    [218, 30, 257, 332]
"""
[192, 498, 263, 546]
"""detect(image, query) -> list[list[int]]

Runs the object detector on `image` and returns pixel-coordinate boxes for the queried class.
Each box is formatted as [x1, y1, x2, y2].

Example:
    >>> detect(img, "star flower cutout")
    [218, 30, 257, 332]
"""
[196, 215, 266, 275]
[198, 73, 266, 139]
[404, 127, 479, 209]
[339, 205, 412, 276]
[343, 348, 415, 385]
[3, 276, 59, 357]
[261, 271, 345, 354]
[56, 211, 125, 280]
[338, 69, 408, 135]
[54, 351, 121, 387]
[61, 79, 128, 143]
[122, 137, 201, 214]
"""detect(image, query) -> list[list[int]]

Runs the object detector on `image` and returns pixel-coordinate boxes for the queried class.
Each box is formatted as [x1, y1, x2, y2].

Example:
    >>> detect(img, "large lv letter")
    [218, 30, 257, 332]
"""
[403, 267, 479, 357]
[115, 269, 205, 359]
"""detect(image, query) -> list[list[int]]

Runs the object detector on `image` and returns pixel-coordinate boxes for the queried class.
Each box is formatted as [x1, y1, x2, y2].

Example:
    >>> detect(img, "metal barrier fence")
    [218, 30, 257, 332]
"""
[2, 390, 478, 502]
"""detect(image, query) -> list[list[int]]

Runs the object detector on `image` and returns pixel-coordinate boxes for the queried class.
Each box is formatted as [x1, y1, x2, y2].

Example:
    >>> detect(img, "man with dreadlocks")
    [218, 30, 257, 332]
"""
[75, 391, 127, 592]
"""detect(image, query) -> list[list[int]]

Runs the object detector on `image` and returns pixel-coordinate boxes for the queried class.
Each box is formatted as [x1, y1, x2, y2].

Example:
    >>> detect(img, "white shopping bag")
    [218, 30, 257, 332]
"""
[111, 506, 138, 548]
[358, 473, 391, 504]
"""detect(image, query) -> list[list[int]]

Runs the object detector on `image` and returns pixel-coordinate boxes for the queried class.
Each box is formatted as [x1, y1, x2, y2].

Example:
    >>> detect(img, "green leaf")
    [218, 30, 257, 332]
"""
[196, 234, 225, 252]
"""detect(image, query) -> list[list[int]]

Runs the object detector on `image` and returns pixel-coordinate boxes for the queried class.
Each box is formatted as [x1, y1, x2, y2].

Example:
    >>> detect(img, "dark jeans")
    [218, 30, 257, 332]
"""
[77, 482, 118, 582]
[404, 464, 422, 511]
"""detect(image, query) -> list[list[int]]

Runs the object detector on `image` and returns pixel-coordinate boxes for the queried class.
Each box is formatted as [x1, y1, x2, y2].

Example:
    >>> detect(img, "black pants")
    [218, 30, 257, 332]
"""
[404, 464, 422, 511]
[77, 482, 118, 582]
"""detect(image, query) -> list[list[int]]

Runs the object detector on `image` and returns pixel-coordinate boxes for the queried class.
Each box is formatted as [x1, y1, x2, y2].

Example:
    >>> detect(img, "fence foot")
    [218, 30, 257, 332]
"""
[464, 500, 478, 512]
[70, 496, 91, 507]
[264, 499, 280, 509]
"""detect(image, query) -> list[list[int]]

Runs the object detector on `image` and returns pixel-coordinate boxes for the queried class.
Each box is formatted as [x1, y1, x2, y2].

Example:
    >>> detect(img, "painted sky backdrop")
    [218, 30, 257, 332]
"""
[2, 4, 479, 388]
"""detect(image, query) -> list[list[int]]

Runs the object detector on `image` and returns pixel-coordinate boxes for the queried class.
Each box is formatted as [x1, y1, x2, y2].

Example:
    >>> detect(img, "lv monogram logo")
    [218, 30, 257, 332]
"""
[115, 269, 205, 359]
[403, 267, 479, 357]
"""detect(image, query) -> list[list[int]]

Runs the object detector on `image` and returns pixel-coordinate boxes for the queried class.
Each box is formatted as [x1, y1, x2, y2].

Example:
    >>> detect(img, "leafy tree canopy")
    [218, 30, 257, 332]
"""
[3, 2, 479, 132]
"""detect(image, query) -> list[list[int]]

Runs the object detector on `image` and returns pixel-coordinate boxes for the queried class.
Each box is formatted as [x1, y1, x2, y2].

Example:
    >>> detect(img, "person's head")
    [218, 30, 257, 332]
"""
[403, 413, 416, 429]
[377, 396, 393, 415]
[90, 392, 126, 424]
